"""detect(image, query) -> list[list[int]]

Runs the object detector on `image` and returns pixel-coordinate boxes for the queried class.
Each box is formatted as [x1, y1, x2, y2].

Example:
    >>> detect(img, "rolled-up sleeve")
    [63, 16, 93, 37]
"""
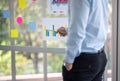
[64, 0, 90, 64]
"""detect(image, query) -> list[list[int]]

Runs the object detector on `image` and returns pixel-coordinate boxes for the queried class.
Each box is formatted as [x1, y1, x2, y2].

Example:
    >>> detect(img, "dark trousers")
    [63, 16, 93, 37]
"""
[62, 50, 107, 81]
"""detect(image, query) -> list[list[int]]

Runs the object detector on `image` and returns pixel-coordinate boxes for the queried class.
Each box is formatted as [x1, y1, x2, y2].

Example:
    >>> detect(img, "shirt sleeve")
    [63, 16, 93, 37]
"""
[64, 0, 90, 64]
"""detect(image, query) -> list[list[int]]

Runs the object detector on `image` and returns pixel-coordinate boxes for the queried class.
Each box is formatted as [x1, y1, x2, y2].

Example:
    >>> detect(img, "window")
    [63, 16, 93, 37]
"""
[0, 0, 115, 81]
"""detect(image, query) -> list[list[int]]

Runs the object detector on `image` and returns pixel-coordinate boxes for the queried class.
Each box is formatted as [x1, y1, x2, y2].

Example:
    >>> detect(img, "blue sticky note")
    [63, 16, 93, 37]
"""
[29, 22, 36, 30]
[2, 10, 10, 18]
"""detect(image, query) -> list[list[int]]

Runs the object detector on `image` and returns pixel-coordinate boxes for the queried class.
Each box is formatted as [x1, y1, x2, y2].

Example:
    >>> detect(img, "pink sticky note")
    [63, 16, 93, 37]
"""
[32, 0, 36, 2]
[16, 16, 23, 25]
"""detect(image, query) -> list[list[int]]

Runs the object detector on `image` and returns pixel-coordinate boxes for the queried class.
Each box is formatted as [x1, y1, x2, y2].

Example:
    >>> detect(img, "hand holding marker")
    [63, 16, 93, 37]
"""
[57, 27, 67, 36]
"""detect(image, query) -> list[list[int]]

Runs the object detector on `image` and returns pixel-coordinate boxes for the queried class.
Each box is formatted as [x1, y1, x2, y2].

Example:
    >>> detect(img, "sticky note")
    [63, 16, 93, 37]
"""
[29, 22, 36, 30]
[2, 10, 10, 18]
[16, 16, 23, 25]
[32, 0, 37, 2]
[10, 29, 19, 38]
[18, 0, 26, 9]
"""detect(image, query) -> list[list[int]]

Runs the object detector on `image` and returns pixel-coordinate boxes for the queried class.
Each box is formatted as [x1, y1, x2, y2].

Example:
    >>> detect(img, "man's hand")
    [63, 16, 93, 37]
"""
[65, 64, 73, 71]
[57, 27, 67, 36]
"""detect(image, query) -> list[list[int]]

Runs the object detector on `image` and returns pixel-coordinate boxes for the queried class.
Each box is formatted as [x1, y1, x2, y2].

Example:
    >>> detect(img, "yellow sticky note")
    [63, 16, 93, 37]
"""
[10, 29, 19, 38]
[18, 0, 26, 9]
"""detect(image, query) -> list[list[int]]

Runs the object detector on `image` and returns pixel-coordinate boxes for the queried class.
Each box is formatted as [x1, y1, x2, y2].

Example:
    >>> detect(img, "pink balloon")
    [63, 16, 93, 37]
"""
[16, 16, 23, 25]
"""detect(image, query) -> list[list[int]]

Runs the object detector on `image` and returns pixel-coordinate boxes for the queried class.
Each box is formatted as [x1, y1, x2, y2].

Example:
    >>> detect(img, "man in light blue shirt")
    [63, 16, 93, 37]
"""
[57, 0, 108, 81]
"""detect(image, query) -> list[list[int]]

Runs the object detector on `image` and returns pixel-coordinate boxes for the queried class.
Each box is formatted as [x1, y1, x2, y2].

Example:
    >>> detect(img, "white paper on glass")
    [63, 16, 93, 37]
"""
[42, 18, 68, 40]
[48, 0, 68, 14]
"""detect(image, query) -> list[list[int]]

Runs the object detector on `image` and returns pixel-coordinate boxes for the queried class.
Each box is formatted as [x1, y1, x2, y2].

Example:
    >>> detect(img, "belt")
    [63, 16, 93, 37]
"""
[81, 47, 104, 54]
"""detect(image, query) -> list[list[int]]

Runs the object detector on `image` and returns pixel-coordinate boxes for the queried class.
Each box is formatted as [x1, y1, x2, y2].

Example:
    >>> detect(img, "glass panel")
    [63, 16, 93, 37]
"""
[106, 0, 112, 81]
[47, 40, 66, 48]
[12, 0, 68, 48]
[47, 53, 64, 81]
[0, 0, 10, 46]
[0, 50, 12, 81]
[14, 0, 43, 47]
[15, 51, 43, 81]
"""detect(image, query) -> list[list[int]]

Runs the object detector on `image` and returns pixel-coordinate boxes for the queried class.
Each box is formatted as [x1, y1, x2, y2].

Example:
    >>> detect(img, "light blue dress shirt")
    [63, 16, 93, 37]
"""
[64, 0, 108, 64]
